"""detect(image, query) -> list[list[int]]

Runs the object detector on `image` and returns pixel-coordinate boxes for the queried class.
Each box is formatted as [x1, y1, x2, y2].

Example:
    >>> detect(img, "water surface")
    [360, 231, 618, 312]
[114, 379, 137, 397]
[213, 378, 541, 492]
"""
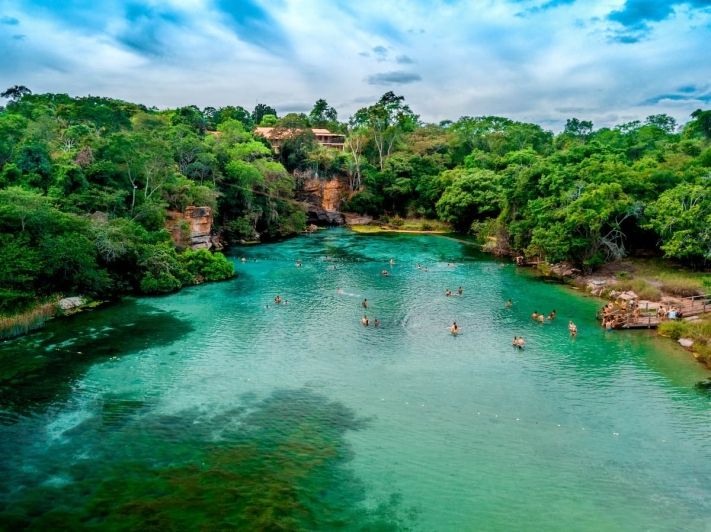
[1, 229, 710, 530]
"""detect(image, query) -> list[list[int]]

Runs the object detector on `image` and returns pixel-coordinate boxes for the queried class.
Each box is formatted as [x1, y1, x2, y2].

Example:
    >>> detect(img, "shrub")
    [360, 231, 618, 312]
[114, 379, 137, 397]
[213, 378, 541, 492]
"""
[658, 320, 685, 340]
[179, 249, 234, 283]
[390, 216, 404, 227]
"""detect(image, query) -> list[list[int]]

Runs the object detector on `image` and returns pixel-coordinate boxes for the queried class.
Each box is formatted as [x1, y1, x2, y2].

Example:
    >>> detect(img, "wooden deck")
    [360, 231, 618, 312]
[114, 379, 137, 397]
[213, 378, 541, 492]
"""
[602, 294, 711, 330]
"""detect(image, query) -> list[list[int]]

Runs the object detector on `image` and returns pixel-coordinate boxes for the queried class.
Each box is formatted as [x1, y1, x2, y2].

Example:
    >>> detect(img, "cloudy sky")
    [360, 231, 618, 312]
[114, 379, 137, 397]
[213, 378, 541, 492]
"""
[0, 0, 710, 130]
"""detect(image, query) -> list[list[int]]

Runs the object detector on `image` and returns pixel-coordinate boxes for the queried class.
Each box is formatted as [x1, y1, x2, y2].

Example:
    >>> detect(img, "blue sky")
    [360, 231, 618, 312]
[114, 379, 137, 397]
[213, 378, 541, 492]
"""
[0, 0, 710, 130]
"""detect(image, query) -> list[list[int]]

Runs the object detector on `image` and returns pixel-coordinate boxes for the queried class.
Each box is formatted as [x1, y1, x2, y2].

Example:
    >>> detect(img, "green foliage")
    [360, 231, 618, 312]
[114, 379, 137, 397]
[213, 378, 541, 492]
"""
[0, 92, 308, 315]
[179, 249, 234, 283]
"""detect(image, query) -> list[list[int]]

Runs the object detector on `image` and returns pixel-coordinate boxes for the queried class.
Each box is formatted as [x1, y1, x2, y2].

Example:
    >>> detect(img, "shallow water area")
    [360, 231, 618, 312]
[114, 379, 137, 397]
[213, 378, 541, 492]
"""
[1, 228, 710, 530]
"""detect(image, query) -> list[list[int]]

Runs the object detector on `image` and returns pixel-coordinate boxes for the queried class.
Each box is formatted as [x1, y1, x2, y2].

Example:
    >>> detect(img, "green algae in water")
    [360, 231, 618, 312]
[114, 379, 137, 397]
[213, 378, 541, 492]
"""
[0, 299, 192, 414]
[0, 389, 410, 531]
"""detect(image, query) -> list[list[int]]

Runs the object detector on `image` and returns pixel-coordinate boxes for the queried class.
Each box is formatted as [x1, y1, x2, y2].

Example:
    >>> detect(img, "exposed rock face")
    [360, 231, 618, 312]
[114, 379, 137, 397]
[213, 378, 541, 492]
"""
[298, 178, 349, 226]
[166, 206, 215, 249]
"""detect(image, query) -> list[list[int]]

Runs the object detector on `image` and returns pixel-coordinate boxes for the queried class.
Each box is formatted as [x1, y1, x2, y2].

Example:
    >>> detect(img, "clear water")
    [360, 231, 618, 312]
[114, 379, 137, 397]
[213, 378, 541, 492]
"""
[1, 228, 710, 530]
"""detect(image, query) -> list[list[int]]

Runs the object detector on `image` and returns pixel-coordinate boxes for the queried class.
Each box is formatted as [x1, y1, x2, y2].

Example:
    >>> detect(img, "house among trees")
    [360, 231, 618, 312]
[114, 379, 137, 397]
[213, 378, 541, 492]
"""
[255, 127, 345, 152]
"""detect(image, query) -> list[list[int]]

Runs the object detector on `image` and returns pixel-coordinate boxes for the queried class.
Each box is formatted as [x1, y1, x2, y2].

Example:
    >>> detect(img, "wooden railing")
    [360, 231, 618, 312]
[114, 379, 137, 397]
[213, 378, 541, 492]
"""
[601, 293, 711, 329]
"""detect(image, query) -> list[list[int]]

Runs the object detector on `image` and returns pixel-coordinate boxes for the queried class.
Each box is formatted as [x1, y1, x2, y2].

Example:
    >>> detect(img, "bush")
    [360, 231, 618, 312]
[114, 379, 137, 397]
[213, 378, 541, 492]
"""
[390, 216, 404, 227]
[139, 271, 182, 293]
[658, 320, 685, 340]
[179, 249, 234, 283]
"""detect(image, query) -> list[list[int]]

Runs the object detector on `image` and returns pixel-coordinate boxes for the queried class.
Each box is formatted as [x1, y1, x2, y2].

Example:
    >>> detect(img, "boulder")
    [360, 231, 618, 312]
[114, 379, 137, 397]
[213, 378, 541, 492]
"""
[678, 338, 694, 348]
[58, 296, 85, 311]
[306, 207, 345, 226]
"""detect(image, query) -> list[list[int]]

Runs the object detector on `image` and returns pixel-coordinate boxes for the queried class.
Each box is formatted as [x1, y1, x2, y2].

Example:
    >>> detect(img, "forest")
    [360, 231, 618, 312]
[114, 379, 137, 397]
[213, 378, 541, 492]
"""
[0, 85, 709, 316]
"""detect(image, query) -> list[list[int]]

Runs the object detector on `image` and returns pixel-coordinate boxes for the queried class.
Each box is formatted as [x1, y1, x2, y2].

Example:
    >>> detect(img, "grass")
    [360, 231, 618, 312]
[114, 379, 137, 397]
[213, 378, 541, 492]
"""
[609, 278, 662, 301]
[350, 217, 451, 234]
[0, 301, 58, 339]
[658, 315, 711, 366]
[628, 258, 709, 295]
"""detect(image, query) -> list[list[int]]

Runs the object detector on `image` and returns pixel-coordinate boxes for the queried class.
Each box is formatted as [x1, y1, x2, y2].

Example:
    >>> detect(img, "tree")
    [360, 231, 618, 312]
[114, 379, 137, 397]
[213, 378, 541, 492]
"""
[644, 183, 710, 262]
[309, 98, 337, 127]
[435, 168, 503, 230]
[1, 85, 31, 101]
[352, 91, 419, 170]
[252, 103, 277, 126]
[564, 118, 594, 138]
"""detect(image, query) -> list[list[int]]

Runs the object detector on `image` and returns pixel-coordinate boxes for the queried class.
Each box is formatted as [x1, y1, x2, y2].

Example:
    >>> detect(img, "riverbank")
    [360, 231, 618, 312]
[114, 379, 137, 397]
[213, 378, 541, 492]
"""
[347, 216, 452, 234]
[527, 258, 711, 369]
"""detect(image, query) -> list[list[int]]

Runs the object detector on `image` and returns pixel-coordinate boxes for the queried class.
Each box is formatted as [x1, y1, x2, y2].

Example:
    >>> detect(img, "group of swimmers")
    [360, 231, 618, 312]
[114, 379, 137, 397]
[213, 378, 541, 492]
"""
[512, 336, 526, 349]
[445, 287, 464, 297]
[361, 315, 381, 327]
[531, 309, 556, 323]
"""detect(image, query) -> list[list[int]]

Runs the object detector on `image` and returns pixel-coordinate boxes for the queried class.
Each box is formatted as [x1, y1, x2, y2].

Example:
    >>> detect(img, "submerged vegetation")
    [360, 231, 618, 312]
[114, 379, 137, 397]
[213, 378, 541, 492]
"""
[0, 388, 410, 530]
[0, 86, 708, 323]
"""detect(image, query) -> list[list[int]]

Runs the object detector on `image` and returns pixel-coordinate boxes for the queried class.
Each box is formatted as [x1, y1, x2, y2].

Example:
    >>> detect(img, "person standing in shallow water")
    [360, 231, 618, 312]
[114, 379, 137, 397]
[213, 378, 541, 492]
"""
[450, 321, 460, 335]
[362, 298, 368, 309]
[361, 315, 369, 326]
[568, 320, 578, 337]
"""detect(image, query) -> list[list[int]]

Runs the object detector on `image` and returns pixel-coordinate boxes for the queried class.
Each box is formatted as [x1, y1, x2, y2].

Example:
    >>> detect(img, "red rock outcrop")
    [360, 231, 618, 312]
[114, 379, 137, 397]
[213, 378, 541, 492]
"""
[166, 206, 215, 249]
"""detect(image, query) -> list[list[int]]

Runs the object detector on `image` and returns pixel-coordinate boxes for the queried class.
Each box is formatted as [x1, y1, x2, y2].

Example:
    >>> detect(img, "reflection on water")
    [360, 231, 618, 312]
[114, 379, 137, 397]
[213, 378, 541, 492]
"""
[0, 228, 709, 530]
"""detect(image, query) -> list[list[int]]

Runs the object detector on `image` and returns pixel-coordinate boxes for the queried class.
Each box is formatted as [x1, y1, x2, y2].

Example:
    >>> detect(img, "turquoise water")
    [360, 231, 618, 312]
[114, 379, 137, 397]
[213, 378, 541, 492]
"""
[1, 228, 710, 530]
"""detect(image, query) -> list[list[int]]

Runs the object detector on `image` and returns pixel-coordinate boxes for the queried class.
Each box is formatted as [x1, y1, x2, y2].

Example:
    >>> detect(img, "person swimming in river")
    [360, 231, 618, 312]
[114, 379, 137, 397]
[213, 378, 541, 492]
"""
[457, 286, 464, 295]
[389, 258, 395, 265]
[505, 299, 513, 308]
[445, 289, 453, 297]
[295, 259, 302, 268]
[512, 336, 525, 349]
[362, 298, 368, 309]
[547, 309, 557, 320]
[374, 318, 381, 327]
[450, 321, 460, 335]
[381, 270, 389, 277]
[568, 320, 578, 337]
[361, 315, 369, 326]
[274, 295, 282, 304]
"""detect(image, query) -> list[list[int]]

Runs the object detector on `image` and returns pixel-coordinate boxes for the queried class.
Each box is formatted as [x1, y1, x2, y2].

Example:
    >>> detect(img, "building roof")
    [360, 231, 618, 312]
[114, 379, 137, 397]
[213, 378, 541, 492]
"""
[254, 127, 344, 141]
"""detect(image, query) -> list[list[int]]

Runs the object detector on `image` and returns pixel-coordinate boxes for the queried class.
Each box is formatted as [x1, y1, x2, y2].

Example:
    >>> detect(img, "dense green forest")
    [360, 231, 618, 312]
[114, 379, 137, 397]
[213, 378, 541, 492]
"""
[0, 86, 709, 316]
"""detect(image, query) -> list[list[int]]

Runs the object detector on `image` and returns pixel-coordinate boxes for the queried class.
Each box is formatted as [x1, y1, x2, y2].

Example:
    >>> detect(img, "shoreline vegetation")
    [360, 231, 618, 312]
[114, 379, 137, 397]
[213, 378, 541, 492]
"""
[0, 88, 708, 361]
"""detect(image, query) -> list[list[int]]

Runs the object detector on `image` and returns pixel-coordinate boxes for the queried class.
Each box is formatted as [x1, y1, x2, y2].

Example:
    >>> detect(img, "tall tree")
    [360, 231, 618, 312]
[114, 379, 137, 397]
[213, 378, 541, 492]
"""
[252, 103, 277, 126]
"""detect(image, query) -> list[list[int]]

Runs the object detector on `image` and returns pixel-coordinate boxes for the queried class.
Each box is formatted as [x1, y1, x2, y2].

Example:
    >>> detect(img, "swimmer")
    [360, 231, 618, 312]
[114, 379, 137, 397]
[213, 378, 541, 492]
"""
[362, 298, 368, 309]
[457, 286, 464, 295]
[381, 270, 389, 276]
[568, 320, 578, 337]
[537, 314, 545, 324]
[450, 321, 460, 335]
[361, 314, 369, 327]
[389, 258, 395, 265]
[295, 259, 302, 268]
[505, 299, 513, 308]
[445, 289, 452, 297]
[274, 295, 282, 304]
[531, 311, 539, 320]
[374, 318, 381, 327]
[512, 336, 525, 349]
[547, 309, 557, 320]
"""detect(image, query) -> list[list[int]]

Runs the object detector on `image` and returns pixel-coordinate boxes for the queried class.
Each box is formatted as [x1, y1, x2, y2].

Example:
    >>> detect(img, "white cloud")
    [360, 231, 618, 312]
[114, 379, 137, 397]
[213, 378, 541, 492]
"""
[0, 0, 709, 130]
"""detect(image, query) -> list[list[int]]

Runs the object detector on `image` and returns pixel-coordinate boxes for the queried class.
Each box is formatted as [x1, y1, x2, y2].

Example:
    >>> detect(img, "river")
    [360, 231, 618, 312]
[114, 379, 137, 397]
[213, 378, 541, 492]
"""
[1, 228, 709, 530]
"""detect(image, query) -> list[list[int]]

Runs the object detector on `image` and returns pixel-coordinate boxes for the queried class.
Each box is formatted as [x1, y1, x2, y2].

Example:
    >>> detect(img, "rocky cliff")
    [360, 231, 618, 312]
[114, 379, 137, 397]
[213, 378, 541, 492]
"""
[166, 206, 217, 249]
[298, 177, 350, 226]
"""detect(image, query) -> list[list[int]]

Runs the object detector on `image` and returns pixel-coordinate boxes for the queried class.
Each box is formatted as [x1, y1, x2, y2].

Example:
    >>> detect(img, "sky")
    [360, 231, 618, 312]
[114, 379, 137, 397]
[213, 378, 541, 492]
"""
[0, 0, 710, 130]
